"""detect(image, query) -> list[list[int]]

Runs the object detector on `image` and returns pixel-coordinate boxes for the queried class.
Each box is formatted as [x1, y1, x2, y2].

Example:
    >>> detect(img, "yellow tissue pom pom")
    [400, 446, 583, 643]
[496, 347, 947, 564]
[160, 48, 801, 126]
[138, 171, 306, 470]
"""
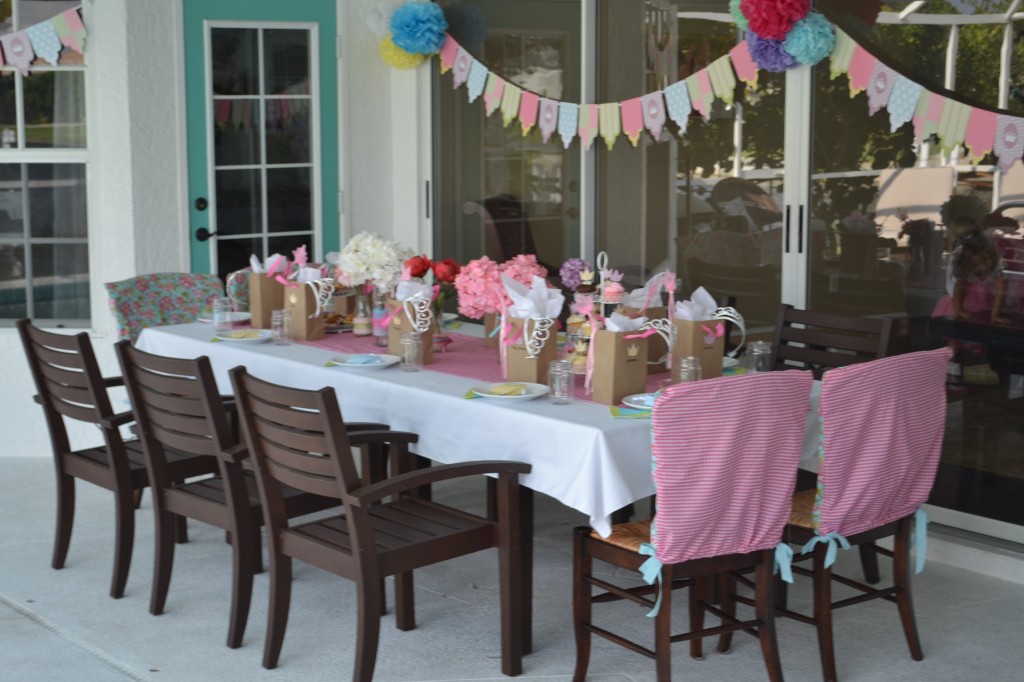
[379, 36, 426, 70]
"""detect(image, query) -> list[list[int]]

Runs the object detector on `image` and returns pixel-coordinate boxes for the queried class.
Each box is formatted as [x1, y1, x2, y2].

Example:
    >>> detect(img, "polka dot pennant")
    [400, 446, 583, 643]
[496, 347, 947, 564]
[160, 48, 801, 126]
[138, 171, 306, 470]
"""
[26, 20, 61, 66]
[663, 80, 692, 136]
[887, 74, 923, 133]
[466, 59, 487, 103]
[558, 102, 578, 149]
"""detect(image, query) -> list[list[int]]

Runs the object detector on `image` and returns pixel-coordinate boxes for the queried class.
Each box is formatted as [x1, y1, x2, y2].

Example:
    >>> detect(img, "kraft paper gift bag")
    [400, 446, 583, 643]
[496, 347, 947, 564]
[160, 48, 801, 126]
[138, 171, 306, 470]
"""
[506, 317, 557, 384]
[622, 305, 668, 373]
[672, 318, 725, 381]
[387, 297, 435, 365]
[590, 330, 648, 406]
[249, 273, 285, 329]
[284, 283, 326, 341]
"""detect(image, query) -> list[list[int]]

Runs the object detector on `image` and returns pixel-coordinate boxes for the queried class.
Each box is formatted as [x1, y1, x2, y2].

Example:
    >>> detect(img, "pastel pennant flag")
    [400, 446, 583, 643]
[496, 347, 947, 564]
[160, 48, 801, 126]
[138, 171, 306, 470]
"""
[641, 91, 667, 141]
[538, 97, 559, 143]
[439, 34, 459, 74]
[936, 99, 971, 153]
[830, 29, 856, 80]
[663, 80, 692, 135]
[730, 40, 758, 88]
[599, 102, 621, 150]
[708, 55, 737, 106]
[466, 60, 488, 103]
[52, 8, 86, 54]
[1, 31, 35, 76]
[558, 102, 579, 149]
[887, 74, 923, 133]
[913, 92, 944, 141]
[963, 108, 998, 162]
[866, 62, 897, 116]
[620, 97, 644, 147]
[578, 103, 599, 150]
[500, 83, 522, 128]
[847, 44, 877, 97]
[26, 21, 61, 66]
[452, 46, 472, 89]
[995, 114, 1024, 173]
[519, 91, 539, 135]
[483, 72, 505, 116]
[686, 70, 713, 119]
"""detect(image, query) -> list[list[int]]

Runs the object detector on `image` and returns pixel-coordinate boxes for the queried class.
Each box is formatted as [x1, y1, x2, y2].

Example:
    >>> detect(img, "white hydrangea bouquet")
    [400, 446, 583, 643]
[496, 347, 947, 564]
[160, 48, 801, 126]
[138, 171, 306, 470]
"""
[332, 231, 412, 292]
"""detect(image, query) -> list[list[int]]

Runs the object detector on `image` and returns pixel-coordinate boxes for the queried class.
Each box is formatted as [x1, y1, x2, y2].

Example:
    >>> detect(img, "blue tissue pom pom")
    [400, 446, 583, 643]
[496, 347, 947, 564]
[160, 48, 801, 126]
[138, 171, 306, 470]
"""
[391, 2, 448, 55]
[783, 11, 835, 66]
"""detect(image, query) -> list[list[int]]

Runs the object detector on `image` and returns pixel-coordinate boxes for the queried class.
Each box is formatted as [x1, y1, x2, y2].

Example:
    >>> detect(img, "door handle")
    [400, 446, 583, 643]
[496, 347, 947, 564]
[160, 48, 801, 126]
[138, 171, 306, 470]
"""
[566, 206, 580, 219]
[195, 227, 217, 241]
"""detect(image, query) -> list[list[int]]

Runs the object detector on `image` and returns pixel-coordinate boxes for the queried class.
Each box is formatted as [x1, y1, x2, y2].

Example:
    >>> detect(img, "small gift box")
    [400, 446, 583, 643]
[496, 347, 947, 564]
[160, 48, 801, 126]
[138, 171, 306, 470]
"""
[284, 279, 335, 342]
[671, 286, 724, 380]
[589, 313, 650, 405]
[249, 272, 285, 329]
[387, 281, 435, 365]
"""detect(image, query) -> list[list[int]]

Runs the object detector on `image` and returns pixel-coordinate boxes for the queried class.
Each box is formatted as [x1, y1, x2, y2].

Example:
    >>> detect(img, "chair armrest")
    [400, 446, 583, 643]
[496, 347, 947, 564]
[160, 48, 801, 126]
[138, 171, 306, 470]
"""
[102, 376, 125, 388]
[100, 410, 135, 429]
[347, 430, 419, 446]
[350, 460, 531, 508]
[222, 443, 249, 464]
[345, 422, 390, 432]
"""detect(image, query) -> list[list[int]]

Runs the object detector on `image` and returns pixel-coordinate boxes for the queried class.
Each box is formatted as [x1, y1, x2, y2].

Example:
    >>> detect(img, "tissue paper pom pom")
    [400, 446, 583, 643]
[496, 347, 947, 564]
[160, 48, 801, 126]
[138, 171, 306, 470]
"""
[443, 3, 488, 55]
[379, 36, 426, 69]
[747, 32, 798, 73]
[390, 1, 448, 55]
[729, 0, 748, 32]
[366, 0, 405, 39]
[784, 12, 835, 66]
[740, 0, 809, 40]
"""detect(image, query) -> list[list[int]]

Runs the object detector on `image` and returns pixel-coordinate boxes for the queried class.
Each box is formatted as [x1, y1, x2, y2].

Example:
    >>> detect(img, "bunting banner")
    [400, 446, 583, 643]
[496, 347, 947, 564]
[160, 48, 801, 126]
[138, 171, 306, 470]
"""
[730, 41, 758, 88]
[866, 62, 897, 116]
[641, 91, 667, 141]
[663, 80, 692, 135]
[0, 6, 87, 74]
[519, 91, 539, 135]
[995, 115, 1024, 173]
[599, 102, 621, 150]
[438, 34, 457, 74]
[483, 72, 504, 116]
[500, 83, 522, 128]
[708, 55, 737, 106]
[538, 97, 558, 143]
[558, 102, 579, 149]
[686, 71, 714, 119]
[578, 103, 599, 150]
[887, 74, 923, 133]
[52, 8, 86, 54]
[466, 59, 487, 103]
[620, 97, 644, 147]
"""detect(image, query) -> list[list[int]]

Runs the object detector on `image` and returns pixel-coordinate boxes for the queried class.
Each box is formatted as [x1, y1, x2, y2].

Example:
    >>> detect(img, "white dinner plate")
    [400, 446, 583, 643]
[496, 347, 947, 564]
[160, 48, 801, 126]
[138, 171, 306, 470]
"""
[214, 329, 272, 343]
[329, 353, 400, 369]
[471, 382, 550, 401]
[622, 392, 657, 410]
[198, 311, 252, 324]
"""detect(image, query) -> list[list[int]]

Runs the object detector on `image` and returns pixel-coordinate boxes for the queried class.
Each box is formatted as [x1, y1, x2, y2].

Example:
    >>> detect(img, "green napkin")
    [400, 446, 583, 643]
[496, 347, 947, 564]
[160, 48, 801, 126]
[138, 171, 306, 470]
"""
[609, 406, 651, 419]
[325, 360, 338, 367]
[464, 389, 481, 399]
[210, 337, 223, 343]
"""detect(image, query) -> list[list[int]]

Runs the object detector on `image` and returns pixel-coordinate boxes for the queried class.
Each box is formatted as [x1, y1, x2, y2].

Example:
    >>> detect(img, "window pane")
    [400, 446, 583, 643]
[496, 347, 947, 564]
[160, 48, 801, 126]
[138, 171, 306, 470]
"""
[23, 72, 86, 148]
[31, 242, 89, 319]
[265, 99, 310, 164]
[957, 23, 1005, 111]
[213, 100, 261, 166]
[28, 163, 87, 238]
[216, 169, 262, 236]
[267, 167, 311, 232]
[0, 243, 27, 318]
[216, 236, 262, 281]
[0, 163, 23, 236]
[211, 28, 259, 96]
[0, 74, 16, 147]
[264, 29, 310, 95]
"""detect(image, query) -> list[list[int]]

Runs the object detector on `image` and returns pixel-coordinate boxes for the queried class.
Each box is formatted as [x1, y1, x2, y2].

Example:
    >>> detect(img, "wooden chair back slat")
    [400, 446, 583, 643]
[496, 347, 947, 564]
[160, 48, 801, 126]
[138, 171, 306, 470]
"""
[770, 304, 895, 379]
[142, 404, 214, 438]
[258, 438, 337, 480]
[252, 416, 331, 458]
[264, 458, 340, 499]
[244, 397, 325, 431]
[135, 387, 208, 419]
[132, 365, 205, 401]
[43, 377, 98, 411]
[48, 397, 102, 424]
[31, 340, 86, 370]
[37, 361, 91, 391]
[148, 421, 220, 458]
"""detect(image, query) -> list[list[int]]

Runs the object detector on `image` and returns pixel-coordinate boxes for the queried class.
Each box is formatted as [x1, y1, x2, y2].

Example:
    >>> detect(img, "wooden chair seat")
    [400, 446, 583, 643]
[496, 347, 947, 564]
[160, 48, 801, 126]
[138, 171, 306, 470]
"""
[589, 520, 652, 553]
[789, 488, 818, 529]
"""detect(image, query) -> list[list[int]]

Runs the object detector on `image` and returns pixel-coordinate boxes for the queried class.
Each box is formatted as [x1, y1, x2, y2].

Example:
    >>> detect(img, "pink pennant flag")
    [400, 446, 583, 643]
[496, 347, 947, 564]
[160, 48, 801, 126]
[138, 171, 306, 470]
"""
[451, 46, 472, 89]
[913, 92, 944, 141]
[51, 8, 86, 54]
[730, 40, 759, 88]
[519, 91, 539, 135]
[0, 31, 35, 76]
[964, 108, 998, 161]
[641, 91, 667, 141]
[439, 34, 458, 74]
[578, 104, 599, 150]
[538, 98, 559, 143]
[866, 62, 897, 115]
[483, 73, 505, 116]
[847, 45, 877, 97]
[620, 97, 644, 146]
[995, 114, 1024, 174]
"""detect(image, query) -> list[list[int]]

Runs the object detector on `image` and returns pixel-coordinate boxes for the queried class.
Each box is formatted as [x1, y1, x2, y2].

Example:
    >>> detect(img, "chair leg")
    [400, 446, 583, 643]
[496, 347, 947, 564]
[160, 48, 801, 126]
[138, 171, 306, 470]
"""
[51, 472, 75, 570]
[132, 488, 144, 510]
[110, 486, 136, 599]
[813, 547, 838, 682]
[715, 572, 736, 654]
[572, 529, 592, 682]
[690, 575, 707, 660]
[226, 526, 257, 649]
[393, 572, 415, 631]
[755, 560, 784, 682]
[858, 542, 881, 584]
[263, 554, 292, 669]
[150, 508, 176, 615]
[894, 520, 924, 661]
[174, 513, 188, 544]
[353, 577, 383, 682]
[654, 563, 673, 682]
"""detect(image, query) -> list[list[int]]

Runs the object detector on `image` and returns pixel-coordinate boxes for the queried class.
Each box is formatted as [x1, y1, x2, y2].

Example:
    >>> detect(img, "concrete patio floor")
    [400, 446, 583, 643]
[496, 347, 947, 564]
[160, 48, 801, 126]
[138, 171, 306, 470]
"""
[2, 456, 1024, 682]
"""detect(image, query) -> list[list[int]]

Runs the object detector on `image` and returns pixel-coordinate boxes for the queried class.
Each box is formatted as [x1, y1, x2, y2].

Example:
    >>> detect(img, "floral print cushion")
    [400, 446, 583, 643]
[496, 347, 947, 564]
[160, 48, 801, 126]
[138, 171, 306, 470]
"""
[104, 273, 224, 342]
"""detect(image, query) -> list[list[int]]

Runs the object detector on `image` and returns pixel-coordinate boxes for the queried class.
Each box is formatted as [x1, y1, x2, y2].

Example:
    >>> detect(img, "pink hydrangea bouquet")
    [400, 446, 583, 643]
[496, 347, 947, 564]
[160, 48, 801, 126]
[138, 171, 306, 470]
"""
[500, 253, 548, 285]
[453, 256, 506, 319]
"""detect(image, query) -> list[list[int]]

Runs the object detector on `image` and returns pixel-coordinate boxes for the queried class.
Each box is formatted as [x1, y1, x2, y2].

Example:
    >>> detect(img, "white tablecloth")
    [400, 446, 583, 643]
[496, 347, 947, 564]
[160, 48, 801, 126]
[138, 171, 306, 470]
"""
[137, 323, 820, 535]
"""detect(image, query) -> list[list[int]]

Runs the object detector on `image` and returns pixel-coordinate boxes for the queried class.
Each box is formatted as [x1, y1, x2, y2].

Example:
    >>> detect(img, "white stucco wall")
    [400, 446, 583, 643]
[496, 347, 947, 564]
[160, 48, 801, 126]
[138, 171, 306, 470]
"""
[3, 0, 421, 458]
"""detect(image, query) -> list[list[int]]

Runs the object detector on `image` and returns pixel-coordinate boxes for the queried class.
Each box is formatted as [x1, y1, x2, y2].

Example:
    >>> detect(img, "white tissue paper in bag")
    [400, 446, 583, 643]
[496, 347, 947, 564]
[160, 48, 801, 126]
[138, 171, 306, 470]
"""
[294, 266, 323, 284]
[604, 312, 648, 332]
[673, 286, 718, 321]
[395, 279, 433, 302]
[622, 272, 665, 309]
[502, 274, 564, 319]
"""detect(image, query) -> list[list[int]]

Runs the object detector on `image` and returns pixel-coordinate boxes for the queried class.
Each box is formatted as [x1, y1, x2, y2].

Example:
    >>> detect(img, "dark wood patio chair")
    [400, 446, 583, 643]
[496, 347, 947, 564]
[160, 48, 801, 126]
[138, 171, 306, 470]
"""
[229, 366, 532, 680]
[114, 341, 364, 648]
[769, 304, 897, 584]
[573, 370, 814, 682]
[777, 348, 950, 681]
[16, 318, 214, 599]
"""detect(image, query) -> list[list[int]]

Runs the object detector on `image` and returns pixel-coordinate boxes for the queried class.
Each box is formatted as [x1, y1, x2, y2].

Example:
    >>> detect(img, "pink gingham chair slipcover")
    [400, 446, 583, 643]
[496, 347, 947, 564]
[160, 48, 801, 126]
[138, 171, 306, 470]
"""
[650, 370, 814, 567]
[806, 347, 952, 570]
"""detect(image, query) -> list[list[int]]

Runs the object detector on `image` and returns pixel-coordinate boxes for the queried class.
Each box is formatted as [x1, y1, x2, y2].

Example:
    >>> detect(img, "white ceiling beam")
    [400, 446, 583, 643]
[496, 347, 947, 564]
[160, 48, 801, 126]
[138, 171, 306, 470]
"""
[899, 1, 927, 21]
